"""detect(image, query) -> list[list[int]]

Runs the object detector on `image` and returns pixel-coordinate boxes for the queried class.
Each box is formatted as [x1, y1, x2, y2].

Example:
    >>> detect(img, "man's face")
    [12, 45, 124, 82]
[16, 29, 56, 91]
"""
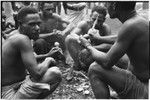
[22, 13, 41, 40]
[106, 2, 117, 18]
[42, 3, 55, 16]
[91, 11, 105, 27]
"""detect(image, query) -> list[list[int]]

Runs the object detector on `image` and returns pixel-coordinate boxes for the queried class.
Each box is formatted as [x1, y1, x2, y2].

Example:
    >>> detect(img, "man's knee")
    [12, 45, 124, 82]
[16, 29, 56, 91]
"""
[44, 67, 62, 83]
[79, 49, 94, 66]
[65, 34, 78, 46]
[48, 67, 61, 74]
[48, 67, 62, 79]
[88, 62, 104, 78]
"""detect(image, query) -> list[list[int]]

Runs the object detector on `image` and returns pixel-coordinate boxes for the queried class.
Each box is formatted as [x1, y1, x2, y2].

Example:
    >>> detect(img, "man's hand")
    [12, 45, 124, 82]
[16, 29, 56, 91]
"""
[38, 57, 56, 77]
[88, 28, 101, 41]
[79, 35, 91, 48]
[47, 47, 62, 57]
[53, 29, 62, 35]
[47, 46, 65, 60]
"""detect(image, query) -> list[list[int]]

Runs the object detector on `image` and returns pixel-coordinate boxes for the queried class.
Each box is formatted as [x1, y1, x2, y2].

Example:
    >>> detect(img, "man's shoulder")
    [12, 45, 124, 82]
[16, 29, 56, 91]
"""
[102, 23, 111, 35]
[118, 16, 146, 37]
[53, 13, 61, 19]
[124, 16, 147, 28]
[102, 23, 110, 30]
[77, 20, 89, 28]
[9, 33, 30, 46]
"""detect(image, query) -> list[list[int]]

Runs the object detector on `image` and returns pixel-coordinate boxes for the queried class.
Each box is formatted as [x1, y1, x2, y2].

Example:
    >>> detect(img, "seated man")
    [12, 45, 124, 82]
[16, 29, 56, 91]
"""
[2, 7, 62, 99]
[65, 5, 120, 71]
[79, 2, 149, 99]
[40, 2, 70, 34]
[33, 2, 70, 55]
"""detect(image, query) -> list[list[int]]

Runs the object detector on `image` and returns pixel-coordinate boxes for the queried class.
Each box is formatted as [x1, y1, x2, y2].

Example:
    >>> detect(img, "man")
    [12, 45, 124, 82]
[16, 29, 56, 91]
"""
[33, 2, 70, 55]
[2, 7, 62, 99]
[65, 5, 113, 71]
[79, 2, 149, 99]
[40, 2, 69, 34]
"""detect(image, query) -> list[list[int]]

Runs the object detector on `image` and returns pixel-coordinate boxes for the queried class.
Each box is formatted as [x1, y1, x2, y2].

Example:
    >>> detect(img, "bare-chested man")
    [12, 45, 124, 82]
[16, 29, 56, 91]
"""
[33, 2, 70, 55]
[2, 7, 62, 99]
[40, 2, 69, 33]
[79, 2, 149, 99]
[65, 5, 116, 71]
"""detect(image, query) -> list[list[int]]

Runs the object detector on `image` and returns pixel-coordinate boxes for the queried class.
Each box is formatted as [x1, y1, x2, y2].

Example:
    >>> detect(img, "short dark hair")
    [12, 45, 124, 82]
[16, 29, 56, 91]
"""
[17, 6, 38, 23]
[116, 2, 136, 11]
[92, 5, 107, 17]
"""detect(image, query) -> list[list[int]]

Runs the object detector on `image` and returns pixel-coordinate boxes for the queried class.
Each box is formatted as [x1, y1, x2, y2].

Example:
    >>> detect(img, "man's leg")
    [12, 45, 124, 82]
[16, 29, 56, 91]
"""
[78, 49, 94, 71]
[94, 43, 129, 69]
[116, 54, 129, 69]
[65, 34, 83, 70]
[37, 67, 62, 98]
[88, 62, 127, 99]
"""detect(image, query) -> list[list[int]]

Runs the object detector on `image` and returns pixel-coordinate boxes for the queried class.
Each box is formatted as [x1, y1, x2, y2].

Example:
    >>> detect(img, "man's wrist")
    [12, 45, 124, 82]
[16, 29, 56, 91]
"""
[85, 43, 91, 48]
[86, 44, 92, 51]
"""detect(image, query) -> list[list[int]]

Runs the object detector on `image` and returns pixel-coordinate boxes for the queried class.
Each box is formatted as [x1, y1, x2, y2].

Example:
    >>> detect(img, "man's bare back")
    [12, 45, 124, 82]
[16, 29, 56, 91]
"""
[124, 15, 149, 81]
[2, 31, 29, 86]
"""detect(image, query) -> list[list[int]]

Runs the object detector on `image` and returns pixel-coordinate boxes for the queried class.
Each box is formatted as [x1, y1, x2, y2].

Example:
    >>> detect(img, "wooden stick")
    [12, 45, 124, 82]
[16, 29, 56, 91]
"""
[92, 15, 99, 29]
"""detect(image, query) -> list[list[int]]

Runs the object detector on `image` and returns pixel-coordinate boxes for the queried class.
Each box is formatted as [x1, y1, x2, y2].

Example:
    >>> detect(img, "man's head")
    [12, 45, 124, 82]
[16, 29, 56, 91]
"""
[17, 6, 41, 40]
[91, 5, 107, 26]
[41, 2, 55, 17]
[107, 2, 136, 18]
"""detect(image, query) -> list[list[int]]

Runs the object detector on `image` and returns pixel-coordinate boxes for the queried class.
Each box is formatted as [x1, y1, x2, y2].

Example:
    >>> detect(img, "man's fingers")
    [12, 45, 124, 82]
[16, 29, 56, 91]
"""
[45, 57, 54, 62]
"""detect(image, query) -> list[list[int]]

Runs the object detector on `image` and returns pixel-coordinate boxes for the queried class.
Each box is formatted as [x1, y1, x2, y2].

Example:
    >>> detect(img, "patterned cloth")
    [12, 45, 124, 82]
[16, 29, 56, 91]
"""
[2, 76, 50, 99]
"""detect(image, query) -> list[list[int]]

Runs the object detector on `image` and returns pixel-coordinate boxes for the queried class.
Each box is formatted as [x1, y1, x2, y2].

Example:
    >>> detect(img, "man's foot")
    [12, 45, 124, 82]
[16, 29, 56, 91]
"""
[66, 67, 74, 81]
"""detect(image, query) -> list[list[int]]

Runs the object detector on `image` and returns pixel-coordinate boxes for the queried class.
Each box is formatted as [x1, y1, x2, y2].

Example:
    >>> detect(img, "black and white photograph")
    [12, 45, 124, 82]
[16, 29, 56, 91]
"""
[1, 0, 149, 99]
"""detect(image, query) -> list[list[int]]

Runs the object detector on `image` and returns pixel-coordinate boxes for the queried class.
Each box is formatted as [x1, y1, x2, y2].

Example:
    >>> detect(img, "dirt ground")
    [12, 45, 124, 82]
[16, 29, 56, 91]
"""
[47, 62, 95, 99]
[1, 2, 148, 99]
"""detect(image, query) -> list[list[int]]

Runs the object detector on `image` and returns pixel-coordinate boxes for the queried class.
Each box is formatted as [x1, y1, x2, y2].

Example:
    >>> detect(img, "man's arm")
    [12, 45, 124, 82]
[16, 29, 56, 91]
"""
[93, 43, 112, 52]
[16, 35, 49, 81]
[88, 24, 117, 44]
[104, 23, 111, 36]
[34, 52, 49, 62]
[61, 23, 76, 37]
[96, 35, 117, 44]
[39, 32, 55, 38]
[34, 47, 60, 62]
[80, 23, 136, 69]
